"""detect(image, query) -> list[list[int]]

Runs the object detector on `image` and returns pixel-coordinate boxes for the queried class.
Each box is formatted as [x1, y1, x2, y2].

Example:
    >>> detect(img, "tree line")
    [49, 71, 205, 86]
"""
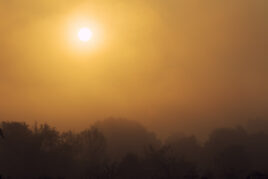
[0, 118, 268, 179]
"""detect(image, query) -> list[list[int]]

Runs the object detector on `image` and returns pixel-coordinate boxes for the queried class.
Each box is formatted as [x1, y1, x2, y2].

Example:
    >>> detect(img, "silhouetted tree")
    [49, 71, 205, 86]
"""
[94, 118, 161, 160]
[0, 119, 268, 178]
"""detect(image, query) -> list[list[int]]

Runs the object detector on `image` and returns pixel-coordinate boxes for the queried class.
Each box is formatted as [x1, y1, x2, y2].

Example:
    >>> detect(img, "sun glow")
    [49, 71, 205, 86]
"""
[63, 15, 106, 54]
[78, 27, 93, 42]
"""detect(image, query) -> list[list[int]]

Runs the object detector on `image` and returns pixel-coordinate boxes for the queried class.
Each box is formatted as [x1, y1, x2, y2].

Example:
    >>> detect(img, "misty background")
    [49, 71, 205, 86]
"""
[0, 0, 267, 138]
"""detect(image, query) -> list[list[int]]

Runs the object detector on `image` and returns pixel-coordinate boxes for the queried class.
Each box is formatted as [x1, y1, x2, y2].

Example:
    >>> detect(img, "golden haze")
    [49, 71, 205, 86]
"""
[0, 0, 267, 137]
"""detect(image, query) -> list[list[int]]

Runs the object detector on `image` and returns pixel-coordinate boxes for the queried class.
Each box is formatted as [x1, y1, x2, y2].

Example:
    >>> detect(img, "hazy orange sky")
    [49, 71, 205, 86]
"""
[0, 0, 267, 137]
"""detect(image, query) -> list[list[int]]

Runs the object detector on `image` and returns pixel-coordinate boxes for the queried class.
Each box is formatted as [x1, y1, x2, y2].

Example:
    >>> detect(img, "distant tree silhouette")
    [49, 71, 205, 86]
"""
[117, 153, 144, 179]
[165, 135, 202, 165]
[0, 119, 268, 178]
[0, 128, 4, 139]
[94, 118, 161, 160]
[76, 127, 107, 178]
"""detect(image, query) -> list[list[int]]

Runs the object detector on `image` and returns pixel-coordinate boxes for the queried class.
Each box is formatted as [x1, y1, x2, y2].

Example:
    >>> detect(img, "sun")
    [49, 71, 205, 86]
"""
[78, 27, 93, 42]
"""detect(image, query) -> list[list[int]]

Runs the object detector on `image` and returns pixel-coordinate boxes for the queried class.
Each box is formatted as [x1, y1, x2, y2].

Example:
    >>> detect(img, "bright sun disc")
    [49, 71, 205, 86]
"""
[78, 28, 93, 42]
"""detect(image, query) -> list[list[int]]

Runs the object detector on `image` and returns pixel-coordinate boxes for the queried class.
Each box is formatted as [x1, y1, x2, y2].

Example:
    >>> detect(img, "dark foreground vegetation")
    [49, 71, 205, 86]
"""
[0, 118, 268, 179]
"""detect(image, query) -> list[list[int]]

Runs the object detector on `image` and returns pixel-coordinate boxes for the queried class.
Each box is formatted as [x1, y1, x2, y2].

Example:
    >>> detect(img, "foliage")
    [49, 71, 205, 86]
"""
[0, 119, 268, 178]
